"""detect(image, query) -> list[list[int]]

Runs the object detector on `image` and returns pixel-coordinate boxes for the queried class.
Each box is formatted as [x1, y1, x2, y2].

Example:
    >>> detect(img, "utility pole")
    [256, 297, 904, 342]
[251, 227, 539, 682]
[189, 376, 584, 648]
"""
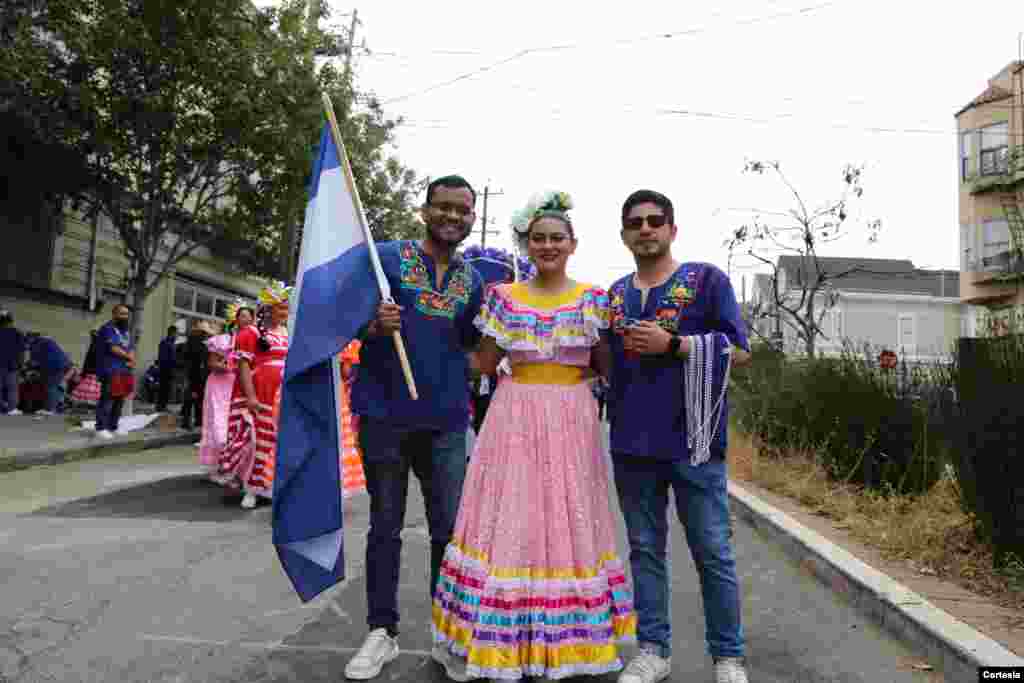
[342, 9, 362, 86]
[479, 185, 504, 248]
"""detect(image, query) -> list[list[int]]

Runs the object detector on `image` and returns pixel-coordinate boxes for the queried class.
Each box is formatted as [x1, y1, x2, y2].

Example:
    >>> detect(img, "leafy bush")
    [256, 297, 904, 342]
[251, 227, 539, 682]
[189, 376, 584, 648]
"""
[731, 342, 950, 495]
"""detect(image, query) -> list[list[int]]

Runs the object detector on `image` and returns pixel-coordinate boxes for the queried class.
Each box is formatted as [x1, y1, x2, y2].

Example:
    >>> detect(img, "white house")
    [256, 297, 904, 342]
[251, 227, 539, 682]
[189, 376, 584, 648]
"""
[751, 257, 966, 361]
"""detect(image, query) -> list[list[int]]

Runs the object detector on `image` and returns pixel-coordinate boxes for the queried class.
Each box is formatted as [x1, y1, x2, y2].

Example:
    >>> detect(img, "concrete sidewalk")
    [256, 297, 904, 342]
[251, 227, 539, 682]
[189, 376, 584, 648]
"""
[0, 404, 199, 473]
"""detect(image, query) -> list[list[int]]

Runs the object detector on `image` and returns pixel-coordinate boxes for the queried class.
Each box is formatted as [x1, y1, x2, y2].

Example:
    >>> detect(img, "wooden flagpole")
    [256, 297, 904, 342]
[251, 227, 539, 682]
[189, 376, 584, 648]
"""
[321, 92, 418, 400]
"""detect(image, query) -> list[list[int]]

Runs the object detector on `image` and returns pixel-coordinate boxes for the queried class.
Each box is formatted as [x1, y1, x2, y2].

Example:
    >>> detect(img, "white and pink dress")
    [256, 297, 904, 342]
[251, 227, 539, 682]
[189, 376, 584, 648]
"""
[432, 282, 636, 680]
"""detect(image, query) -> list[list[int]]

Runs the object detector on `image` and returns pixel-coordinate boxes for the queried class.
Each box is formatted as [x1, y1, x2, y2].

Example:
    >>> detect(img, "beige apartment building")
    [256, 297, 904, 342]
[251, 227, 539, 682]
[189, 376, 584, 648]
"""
[956, 60, 1024, 336]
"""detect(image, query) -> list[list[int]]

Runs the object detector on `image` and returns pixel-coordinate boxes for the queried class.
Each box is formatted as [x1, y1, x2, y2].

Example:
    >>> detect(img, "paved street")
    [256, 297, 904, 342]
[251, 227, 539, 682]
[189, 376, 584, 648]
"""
[0, 445, 943, 682]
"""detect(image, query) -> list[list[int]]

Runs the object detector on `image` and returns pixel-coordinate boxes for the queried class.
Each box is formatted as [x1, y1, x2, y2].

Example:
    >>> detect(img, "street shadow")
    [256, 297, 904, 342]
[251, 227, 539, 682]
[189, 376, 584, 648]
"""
[31, 475, 269, 523]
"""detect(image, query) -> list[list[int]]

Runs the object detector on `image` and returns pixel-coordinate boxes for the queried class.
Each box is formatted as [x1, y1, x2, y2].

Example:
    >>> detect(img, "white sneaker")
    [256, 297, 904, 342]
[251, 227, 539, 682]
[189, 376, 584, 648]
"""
[37, 410, 56, 416]
[344, 628, 399, 680]
[714, 657, 749, 683]
[619, 649, 671, 683]
[96, 430, 114, 440]
[7, 409, 22, 416]
[431, 644, 471, 682]
[241, 493, 258, 509]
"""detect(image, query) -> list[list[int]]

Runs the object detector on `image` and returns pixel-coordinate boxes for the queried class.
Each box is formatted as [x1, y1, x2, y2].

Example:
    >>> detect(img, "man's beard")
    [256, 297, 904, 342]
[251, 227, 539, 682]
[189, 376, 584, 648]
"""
[426, 220, 470, 247]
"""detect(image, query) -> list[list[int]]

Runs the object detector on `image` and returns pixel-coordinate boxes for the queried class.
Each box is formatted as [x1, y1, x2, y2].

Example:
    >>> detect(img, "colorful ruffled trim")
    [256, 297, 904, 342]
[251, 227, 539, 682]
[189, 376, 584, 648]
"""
[475, 284, 610, 359]
[432, 541, 635, 680]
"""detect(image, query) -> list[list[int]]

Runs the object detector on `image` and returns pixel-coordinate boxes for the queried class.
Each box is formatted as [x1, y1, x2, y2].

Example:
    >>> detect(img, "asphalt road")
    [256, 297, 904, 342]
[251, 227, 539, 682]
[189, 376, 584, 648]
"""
[0, 444, 943, 682]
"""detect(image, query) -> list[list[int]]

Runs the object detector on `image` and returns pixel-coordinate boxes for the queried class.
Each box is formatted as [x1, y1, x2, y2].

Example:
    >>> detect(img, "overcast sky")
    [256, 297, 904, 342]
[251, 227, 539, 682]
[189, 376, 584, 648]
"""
[303, 0, 1022, 296]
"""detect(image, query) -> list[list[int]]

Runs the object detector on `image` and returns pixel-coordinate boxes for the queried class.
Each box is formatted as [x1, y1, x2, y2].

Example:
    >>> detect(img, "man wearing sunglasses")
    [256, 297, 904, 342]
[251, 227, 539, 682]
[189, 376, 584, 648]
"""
[607, 190, 752, 683]
[344, 175, 486, 681]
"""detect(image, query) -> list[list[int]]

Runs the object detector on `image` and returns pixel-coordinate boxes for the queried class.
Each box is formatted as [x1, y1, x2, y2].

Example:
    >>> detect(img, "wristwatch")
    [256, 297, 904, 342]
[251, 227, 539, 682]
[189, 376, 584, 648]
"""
[665, 335, 682, 358]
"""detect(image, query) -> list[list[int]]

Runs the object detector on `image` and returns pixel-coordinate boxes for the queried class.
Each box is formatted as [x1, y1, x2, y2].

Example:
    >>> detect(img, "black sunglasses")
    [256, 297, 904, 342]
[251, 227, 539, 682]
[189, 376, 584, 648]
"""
[623, 214, 669, 230]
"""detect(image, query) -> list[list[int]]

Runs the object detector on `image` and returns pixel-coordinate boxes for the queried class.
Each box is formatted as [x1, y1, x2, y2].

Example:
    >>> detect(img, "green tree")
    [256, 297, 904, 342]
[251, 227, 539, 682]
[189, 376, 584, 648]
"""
[2, 0, 422, 345]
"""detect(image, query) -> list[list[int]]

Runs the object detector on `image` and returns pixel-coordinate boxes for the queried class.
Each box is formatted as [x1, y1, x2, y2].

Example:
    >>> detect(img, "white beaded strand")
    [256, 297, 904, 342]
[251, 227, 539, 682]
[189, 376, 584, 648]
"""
[685, 333, 733, 466]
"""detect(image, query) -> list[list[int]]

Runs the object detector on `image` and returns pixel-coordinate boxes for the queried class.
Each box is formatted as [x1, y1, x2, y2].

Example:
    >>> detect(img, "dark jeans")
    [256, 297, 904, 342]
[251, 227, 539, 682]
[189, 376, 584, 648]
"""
[95, 378, 124, 432]
[156, 369, 174, 410]
[43, 372, 64, 412]
[358, 417, 468, 635]
[180, 378, 205, 427]
[613, 453, 744, 659]
[0, 370, 18, 413]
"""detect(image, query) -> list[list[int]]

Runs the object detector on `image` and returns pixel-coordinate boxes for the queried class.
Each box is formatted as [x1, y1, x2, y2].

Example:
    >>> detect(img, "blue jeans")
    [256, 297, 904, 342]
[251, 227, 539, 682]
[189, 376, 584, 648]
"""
[44, 372, 64, 412]
[0, 370, 18, 412]
[95, 377, 124, 432]
[358, 417, 468, 635]
[612, 453, 744, 659]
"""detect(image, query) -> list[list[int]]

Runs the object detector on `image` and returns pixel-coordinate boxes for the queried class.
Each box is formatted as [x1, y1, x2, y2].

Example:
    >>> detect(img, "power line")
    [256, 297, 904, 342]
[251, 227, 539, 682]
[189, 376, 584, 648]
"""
[378, 0, 842, 105]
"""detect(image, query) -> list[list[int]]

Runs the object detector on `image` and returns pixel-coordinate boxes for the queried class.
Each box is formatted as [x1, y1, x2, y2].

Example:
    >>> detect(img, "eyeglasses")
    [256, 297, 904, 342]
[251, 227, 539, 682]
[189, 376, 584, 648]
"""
[623, 214, 669, 230]
[428, 202, 473, 217]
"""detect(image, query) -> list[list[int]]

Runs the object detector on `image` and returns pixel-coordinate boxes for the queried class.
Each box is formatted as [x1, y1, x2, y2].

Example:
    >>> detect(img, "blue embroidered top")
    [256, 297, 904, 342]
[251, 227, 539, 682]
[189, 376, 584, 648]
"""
[607, 262, 749, 462]
[351, 240, 485, 432]
[95, 321, 134, 380]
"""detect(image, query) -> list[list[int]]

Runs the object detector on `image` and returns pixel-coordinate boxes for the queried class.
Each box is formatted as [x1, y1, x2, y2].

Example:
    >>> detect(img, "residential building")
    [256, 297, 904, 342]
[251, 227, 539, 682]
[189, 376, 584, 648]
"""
[956, 60, 1024, 335]
[750, 257, 965, 361]
[0, 203, 265, 374]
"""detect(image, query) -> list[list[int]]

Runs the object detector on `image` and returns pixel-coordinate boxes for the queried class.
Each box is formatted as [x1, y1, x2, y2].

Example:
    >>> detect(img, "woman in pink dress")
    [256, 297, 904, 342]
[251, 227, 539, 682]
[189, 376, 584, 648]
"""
[217, 285, 290, 509]
[431, 192, 635, 681]
[197, 332, 236, 476]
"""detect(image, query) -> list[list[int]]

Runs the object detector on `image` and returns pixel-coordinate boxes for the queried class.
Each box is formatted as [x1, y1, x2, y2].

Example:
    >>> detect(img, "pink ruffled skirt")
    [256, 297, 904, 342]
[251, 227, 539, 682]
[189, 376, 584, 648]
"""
[432, 377, 635, 680]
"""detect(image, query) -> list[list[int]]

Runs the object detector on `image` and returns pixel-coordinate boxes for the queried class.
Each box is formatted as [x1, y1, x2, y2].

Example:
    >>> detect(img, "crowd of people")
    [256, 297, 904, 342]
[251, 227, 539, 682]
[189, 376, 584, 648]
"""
[327, 176, 752, 683]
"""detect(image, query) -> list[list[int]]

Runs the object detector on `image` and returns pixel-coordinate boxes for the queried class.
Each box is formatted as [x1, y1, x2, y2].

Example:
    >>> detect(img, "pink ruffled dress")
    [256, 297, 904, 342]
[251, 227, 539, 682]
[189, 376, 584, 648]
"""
[432, 282, 636, 680]
[198, 334, 237, 472]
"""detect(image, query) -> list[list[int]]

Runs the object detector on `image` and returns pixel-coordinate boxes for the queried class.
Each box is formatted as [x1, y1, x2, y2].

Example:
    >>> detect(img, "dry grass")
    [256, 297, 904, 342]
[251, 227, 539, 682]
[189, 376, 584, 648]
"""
[729, 429, 1024, 614]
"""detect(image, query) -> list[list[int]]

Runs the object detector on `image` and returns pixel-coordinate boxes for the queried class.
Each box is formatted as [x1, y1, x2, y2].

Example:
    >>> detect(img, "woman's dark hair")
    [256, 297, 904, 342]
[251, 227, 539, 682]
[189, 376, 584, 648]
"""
[621, 189, 674, 226]
[256, 306, 271, 352]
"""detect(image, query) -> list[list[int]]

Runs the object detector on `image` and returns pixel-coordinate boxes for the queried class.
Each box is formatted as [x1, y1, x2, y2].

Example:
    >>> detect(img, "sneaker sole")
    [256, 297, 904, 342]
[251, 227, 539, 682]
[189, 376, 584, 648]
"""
[344, 646, 399, 680]
[431, 649, 471, 683]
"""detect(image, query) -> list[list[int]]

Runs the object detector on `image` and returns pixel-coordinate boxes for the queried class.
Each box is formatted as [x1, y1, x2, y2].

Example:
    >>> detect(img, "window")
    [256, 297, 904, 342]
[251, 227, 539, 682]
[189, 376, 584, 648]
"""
[172, 279, 240, 331]
[195, 292, 215, 316]
[960, 131, 972, 181]
[897, 314, 916, 351]
[174, 284, 194, 310]
[979, 122, 1009, 176]
[982, 219, 1011, 262]
[215, 298, 231, 319]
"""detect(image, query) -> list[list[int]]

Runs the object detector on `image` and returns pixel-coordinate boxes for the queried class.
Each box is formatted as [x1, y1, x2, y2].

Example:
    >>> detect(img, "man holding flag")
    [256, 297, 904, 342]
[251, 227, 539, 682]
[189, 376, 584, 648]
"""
[273, 93, 485, 681]
[343, 175, 485, 680]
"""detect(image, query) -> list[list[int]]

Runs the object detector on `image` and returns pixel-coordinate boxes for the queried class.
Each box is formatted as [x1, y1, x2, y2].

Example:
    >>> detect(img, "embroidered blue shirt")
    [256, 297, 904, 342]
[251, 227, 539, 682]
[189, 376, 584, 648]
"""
[607, 262, 749, 462]
[30, 337, 70, 375]
[96, 321, 134, 380]
[351, 240, 485, 432]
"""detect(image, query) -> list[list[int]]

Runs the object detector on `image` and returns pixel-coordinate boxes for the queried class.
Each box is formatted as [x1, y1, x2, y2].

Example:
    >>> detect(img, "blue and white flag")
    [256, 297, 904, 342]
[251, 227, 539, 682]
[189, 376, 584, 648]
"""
[273, 124, 388, 602]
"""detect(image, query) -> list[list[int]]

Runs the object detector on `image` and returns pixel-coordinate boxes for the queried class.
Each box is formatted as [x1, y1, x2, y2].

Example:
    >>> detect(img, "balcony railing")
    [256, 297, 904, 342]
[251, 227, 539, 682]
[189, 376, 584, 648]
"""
[966, 250, 1024, 282]
[968, 145, 1024, 194]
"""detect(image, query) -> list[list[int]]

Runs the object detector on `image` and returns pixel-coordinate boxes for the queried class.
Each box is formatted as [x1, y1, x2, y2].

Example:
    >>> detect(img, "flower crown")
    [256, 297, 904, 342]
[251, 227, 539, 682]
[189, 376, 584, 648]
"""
[509, 191, 573, 248]
[258, 281, 293, 306]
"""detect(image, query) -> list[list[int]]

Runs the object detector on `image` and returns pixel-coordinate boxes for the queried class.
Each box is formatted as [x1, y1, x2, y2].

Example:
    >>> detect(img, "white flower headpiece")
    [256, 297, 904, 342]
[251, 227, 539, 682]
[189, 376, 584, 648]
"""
[509, 190, 574, 250]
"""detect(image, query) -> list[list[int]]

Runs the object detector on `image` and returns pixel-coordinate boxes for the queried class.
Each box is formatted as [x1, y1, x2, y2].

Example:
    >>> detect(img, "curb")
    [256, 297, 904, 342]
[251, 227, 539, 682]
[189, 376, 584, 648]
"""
[0, 430, 200, 473]
[729, 482, 1024, 682]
